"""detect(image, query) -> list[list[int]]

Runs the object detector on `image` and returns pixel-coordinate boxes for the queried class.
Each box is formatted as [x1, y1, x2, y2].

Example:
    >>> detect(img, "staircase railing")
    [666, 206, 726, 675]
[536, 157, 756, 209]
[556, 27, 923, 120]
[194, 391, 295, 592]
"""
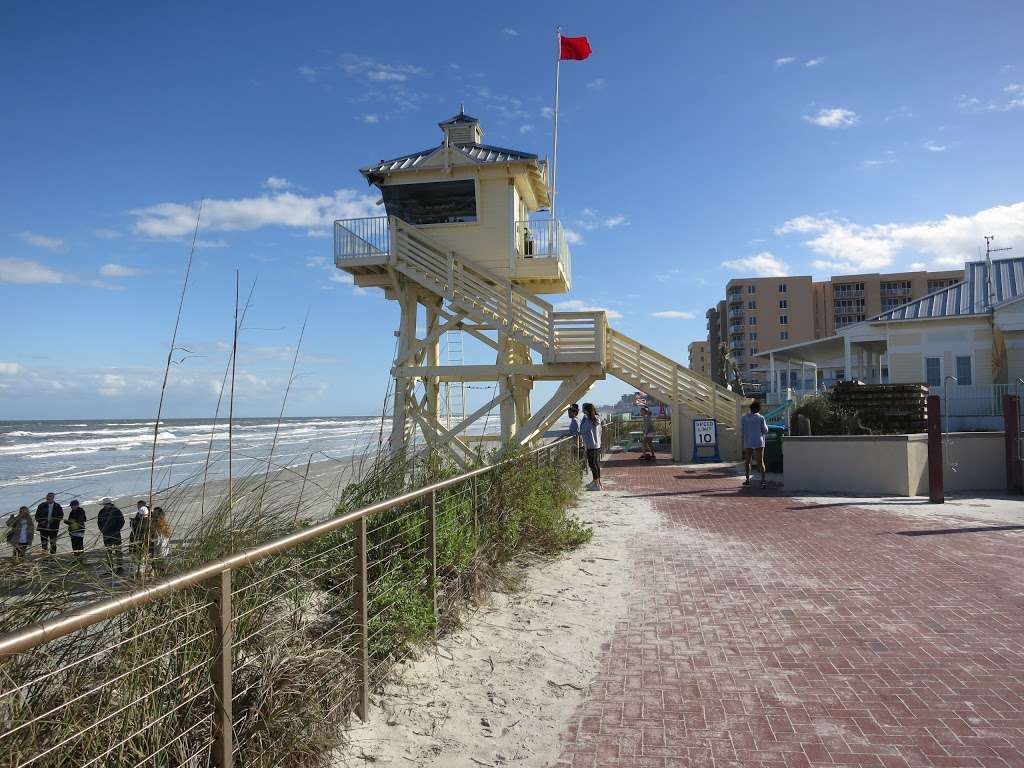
[605, 328, 742, 429]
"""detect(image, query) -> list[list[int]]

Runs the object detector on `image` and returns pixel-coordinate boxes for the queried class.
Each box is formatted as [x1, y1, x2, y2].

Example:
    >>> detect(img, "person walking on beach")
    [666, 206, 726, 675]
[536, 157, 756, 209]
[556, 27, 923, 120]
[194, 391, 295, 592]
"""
[148, 507, 172, 576]
[64, 500, 87, 559]
[741, 400, 769, 489]
[640, 406, 656, 461]
[35, 492, 63, 554]
[129, 500, 150, 575]
[97, 498, 125, 575]
[580, 402, 603, 491]
[6, 507, 35, 561]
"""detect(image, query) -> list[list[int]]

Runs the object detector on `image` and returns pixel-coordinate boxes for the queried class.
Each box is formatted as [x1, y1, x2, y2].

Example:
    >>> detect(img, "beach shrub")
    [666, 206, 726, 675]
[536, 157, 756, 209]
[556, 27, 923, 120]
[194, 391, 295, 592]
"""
[0, 441, 588, 768]
[792, 393, 859, 435]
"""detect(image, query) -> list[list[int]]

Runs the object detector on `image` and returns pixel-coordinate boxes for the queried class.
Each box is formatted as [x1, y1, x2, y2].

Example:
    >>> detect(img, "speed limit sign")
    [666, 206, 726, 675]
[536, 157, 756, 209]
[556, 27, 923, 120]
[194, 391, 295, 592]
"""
[692, 418, 720, 463]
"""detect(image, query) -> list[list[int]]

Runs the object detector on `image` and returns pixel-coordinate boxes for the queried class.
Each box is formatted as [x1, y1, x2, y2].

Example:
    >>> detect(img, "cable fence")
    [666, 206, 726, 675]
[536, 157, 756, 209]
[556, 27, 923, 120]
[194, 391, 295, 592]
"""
[0, 437, 583, 768]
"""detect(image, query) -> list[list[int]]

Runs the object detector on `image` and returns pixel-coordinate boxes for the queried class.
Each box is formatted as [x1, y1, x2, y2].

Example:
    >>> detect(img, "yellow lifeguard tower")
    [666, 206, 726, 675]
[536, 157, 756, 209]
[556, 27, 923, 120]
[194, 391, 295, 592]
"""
[335, 110, 742, 465]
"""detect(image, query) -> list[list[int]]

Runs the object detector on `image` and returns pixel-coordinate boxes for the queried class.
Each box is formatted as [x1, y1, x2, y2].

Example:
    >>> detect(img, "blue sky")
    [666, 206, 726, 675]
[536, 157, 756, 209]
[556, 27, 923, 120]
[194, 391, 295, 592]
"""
[2, 1, 1023, 419]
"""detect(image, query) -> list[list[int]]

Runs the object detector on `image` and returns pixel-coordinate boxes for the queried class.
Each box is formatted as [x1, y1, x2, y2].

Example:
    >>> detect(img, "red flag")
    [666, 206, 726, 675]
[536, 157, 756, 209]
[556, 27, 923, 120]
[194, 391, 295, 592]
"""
[559, 35, 592, 61]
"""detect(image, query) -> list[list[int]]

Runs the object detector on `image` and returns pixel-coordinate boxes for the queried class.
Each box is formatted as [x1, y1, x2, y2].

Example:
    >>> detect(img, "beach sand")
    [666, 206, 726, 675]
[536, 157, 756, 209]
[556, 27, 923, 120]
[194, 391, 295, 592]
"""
[332, 487, 658, 768]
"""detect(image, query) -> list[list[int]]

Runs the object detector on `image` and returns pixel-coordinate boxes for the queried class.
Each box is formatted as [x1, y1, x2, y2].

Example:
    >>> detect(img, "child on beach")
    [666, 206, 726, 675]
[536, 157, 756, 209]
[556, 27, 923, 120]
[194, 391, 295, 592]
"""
[148, 507, 172, 575]
[580, 403, 603, 491]
[741, 400, 769, 489]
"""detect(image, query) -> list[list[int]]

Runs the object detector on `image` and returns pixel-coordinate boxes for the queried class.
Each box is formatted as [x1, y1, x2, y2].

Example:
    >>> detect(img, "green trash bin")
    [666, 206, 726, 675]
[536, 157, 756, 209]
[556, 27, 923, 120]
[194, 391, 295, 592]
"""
[764, 425, 785, 473]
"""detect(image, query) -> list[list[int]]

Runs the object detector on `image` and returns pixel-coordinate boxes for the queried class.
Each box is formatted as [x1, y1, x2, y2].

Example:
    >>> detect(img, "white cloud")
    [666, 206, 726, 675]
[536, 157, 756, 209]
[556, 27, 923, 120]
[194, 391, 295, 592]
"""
[908, 262, 927, 271]
[650, 310, 695, 319]
[99, 263, 144, 278]
[958, 88, 1024, 113]
[540, 106, 554, 119]
[720, 252, 791, 277]
[805, 57, 825, 67]
[0, 362, 24, 375]
[196, 239, 229, 249]
[361, 114, 380, 124]
[93, 228, 122, 240]
[576, 209, 629, 231]
[924, 141, 947, 152]
[554, 299, 622, 319]
[297, 65, 319, 83]
[19, 231, 65, 250]
[519, 124, 534, 134]
[1006, 83, 1024, 93]
[306, 256, 327, 267]
[337, 53, 424, 84]
[305, 229, 331, 239]
[98, 374, 128, 397]
[586, 78, 606, 90]
[774, 56, 796, 66]
[862, 156, 896, 168]
[130, 188, 379, 237]
[501, 28, 519, 37]
[803, 107, 858, 128]
[264, 176, 293, 190]
[0, 257, 68, 284]
[776, 201, 1024, 272]
[328, 271, 354, 284]
[563, 228, 583, 246]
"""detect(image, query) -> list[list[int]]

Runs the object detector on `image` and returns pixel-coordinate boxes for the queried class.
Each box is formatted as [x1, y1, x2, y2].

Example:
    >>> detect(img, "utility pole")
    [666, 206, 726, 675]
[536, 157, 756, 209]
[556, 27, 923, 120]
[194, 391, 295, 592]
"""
[984, 235, 1012, 307]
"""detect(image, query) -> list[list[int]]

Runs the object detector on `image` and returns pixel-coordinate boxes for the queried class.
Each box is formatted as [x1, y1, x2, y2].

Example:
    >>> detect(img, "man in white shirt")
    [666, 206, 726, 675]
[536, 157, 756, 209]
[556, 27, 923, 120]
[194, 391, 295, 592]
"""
[741, 401, 770, 489]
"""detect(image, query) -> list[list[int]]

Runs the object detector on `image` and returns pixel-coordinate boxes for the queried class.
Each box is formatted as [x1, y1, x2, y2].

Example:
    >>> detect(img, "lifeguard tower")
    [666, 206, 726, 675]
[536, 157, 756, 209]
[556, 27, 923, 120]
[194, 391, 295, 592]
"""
[335, 110, 742, 466]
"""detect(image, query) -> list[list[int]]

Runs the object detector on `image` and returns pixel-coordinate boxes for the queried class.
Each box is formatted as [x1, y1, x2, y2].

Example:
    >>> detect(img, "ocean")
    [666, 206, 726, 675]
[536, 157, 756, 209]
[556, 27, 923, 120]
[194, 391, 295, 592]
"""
[0, 416, 388, 512]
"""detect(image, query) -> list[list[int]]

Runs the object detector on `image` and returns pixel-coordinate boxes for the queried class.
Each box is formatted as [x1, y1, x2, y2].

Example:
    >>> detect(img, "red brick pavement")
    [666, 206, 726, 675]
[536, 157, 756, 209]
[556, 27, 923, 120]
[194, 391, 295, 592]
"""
[556, 456, 1024, 768]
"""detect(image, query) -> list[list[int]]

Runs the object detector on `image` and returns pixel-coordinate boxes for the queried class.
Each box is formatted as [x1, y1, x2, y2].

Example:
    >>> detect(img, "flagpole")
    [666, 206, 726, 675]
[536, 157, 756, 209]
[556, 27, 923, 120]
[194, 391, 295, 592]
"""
[551, 25, 561, 236]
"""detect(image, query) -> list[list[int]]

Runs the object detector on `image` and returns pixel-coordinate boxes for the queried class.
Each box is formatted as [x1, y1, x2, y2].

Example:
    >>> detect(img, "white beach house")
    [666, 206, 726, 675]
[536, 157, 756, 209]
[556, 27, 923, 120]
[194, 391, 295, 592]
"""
[757, 256, 1024, 429]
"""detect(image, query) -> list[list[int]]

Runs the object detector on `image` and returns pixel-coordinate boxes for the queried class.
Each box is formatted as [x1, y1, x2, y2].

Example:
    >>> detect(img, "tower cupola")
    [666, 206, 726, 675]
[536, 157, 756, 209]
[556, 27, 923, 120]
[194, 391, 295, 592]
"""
[439, 106, 483, 145]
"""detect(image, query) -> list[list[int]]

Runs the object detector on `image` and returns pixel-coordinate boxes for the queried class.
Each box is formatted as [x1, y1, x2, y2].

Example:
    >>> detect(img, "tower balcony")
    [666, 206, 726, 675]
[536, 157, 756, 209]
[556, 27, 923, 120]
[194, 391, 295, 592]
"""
[513, 218, 572, 291]
[335, 215, 571, 293]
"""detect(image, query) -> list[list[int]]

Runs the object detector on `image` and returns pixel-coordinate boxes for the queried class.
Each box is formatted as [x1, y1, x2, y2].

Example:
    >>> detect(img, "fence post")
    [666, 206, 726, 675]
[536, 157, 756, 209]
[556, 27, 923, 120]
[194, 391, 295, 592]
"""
[927, 395, 944, 503]
[208, 569, 234, 768]
[1004, 394, 1022, 493]
[426, 491, 438, 617]
[353, 517, 370, 720]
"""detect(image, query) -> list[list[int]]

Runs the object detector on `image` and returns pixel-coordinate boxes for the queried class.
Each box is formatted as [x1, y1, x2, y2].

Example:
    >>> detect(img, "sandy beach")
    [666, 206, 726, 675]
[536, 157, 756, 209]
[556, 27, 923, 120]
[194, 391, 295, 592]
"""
[333, 485, 658, 768]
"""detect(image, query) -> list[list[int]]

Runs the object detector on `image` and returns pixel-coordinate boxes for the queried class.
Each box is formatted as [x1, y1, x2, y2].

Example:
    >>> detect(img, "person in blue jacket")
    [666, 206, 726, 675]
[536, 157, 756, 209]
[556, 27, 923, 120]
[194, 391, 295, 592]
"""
[97, 498, 125, 575]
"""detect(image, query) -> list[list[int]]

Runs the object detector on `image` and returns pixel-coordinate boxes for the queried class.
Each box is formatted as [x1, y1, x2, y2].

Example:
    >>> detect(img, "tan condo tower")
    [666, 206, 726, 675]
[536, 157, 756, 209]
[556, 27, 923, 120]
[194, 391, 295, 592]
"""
[335, 110, 741, 465]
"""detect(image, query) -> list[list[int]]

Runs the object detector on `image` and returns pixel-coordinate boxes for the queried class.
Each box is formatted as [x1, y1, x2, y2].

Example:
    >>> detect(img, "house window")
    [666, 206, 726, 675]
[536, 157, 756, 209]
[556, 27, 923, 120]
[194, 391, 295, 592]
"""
[779, 283, 787, 293]
[955, 356, 972, 386]
[381, 180, 478, 224]
[779, 315, 788, 325]
[749, 332, 758, 341]
[749, 316, 757, 325]
[925, 357, 942, 387]
[779, 299, 788, 309]
[835, 369, 845, 380]
[747, 300, 757, 310]
[747, 285, 756, 294]
[780, 331, 789, 340]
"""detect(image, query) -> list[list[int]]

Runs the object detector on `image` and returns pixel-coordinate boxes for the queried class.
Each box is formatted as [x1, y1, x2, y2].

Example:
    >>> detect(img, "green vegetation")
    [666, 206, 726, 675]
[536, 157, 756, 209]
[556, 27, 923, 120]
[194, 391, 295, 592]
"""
[0, 442, 587, 767]
[792, 392, 860, 435]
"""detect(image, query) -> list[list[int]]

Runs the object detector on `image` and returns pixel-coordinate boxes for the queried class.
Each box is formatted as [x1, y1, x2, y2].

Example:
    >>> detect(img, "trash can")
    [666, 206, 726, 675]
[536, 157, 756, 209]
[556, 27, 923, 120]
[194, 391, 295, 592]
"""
[764, 425, 785, 473]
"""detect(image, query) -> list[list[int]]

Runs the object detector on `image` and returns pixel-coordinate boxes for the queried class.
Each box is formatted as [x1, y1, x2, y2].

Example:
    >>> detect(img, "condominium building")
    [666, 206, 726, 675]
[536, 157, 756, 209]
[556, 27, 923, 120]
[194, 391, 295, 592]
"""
[705, 300, 727, 384]
[709, 268, 963, 383]
[687, 340, 709, 377]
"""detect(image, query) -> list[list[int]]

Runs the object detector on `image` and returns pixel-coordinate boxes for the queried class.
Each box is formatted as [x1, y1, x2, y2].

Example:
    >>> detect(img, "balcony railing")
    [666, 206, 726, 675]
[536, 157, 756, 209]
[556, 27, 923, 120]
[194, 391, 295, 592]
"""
[515, 218, 571, 277]
[729, 340, 745, 351]
[334, 216, 390, 262]
[728, 308, 745, 319]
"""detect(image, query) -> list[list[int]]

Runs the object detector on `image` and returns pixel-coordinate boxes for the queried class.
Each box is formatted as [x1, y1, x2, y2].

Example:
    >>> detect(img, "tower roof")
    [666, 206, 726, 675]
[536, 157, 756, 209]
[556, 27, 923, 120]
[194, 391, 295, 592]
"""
[438, 109, 479, 127]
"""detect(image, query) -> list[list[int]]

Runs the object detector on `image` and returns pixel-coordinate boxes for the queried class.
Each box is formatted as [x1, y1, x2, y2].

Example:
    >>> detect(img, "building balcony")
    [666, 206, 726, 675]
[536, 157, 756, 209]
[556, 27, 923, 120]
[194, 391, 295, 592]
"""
[729, 340, 745, 351]
[729, 324, 744, 334]
[833, 289, 865, 299]
[728, 294, 744, 305]
[728, 308, 745, 319]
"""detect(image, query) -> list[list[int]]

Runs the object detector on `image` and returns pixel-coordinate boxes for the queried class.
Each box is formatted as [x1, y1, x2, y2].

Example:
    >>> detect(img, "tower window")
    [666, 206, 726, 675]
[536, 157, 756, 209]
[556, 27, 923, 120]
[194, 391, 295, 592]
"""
[381, 180, 477, 225]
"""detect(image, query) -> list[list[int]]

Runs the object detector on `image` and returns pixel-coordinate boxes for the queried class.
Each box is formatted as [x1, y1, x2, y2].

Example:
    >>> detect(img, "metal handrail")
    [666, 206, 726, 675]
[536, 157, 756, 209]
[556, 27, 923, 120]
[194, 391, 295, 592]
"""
[0, 437, 572, 658]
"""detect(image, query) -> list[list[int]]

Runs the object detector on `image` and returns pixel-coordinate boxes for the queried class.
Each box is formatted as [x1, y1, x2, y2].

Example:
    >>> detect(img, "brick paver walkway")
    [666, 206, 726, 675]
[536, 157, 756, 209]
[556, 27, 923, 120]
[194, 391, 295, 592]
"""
[556, 456, 1024, 768]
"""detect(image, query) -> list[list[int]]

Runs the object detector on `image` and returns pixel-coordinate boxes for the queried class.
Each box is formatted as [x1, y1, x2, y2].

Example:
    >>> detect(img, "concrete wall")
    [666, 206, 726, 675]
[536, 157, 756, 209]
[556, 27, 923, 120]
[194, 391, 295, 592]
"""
[785, 432, 1006, 496]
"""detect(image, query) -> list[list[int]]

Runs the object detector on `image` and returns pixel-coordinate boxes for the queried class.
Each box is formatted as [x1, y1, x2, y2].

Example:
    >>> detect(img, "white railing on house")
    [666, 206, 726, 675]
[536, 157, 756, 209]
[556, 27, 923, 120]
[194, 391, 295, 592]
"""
[514, 218, 572, 277]
[929, 383, 1020, 417]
